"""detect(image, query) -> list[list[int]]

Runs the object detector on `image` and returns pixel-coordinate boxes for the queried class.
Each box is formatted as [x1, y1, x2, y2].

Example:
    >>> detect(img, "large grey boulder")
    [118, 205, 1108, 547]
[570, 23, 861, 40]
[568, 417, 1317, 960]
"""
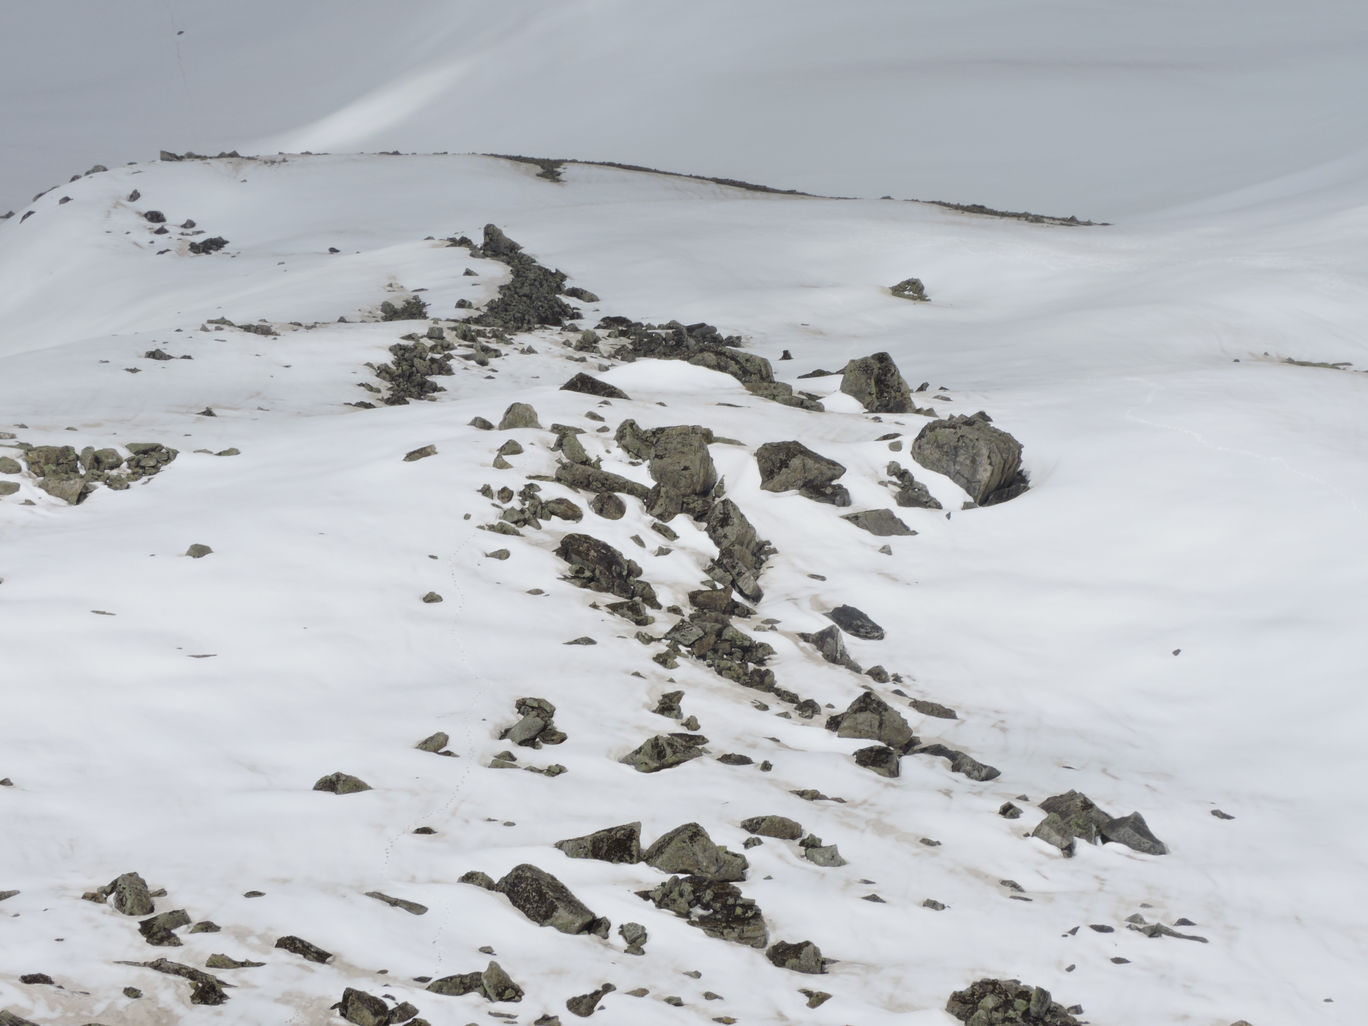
[621, 733, 708, 773]
[561, 372, 629, 400]
[495, 864, 601, 935]
[755, 441, 850, 506]
[1038, 790, 1168, 855]
[766, 939, 830, 974]
[555, 822, 642, 863]
[910, 412, 1028, 506]
[826, 692, 915, 750]
[497, 402, 542, 430]
[840, 352, 913, 413]
[554, 533, 660, 607]
[645, 426, 718, 519]
[643, 823, 748, 882]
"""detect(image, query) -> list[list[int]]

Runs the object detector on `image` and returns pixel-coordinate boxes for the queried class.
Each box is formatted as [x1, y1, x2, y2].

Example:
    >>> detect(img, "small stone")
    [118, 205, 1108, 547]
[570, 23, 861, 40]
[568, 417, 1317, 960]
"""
[184, 544, 213, 558]
[421, 591, 443, 603]
[123, 987, 142, 998]
[365, 891, 428, 915]
[765, 940, 829, 974]
[999, 802, 1023, 819]
[403, 444, 437, 461]
[313, 771, 371, 794]
[486, 548, 511, 560]
[498, 402, 542, 430]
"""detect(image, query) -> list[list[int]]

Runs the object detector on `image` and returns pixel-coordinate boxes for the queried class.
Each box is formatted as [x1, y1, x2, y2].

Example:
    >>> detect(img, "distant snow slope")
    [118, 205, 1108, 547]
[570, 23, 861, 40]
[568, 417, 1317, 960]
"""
[3, 1, 1368, 218]
[1, 153, 1365, 1026]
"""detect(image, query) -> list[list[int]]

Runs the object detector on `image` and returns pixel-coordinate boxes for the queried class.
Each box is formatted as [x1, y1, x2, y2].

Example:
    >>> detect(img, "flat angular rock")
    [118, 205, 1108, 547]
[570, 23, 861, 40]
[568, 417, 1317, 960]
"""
[495, 864, 600, 934]
[561, 372, 628, 399]
[853, 744, 901, 777]
[643, 823, 748, 882]
[740, 815, 803, 840]
[313, 771, 371, 794]
[841, 508, 915, 537]
[840, 352, 914, 412]
[889, 277, 929, 302]
[826, 692, 915, 749]
[799, 624, 862, 673]
[826, 604, 884, 640]
[555, 822, 642, 863]
[911, 411, 1028, 506]
[275, 935, 333, 963]
[1038, 790, 1112, 844]
[755, 441, 850, 506]
[498, 402, 542, 430]
[1031, 813, 1077, 857]
[622, 733, 708, 773]
[766, 940, 830, 974]
[335, 987, 390, 1026]
[590, 492, 626, 519]
[428, 972, 483, 996]
[1101, 811, 1169, 856]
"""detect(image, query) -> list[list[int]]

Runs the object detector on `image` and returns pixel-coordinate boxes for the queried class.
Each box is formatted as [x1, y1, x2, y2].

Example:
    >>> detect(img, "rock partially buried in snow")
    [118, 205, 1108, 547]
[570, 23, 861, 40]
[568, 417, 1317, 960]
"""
[840, 352, 914, 413]
[1037, 790, 1167, 855]
[827, 692, 915, 749]
[497, 402, 542, 430]
[741, 815, 804, 840]
[184, 543, 213, 558]
[755, 441, 850, 506]
[910, 411, 1028, 506]
[799, 624, 862, 674]
[555, 533, 660, 607]
[561, 372, 629, 399]
[643, 823, 748, 882]
[889, 277, 930, 302]
[274, 935, 333, 963]
[826, 604, 885, 640]
[334, 988, 389, 1025]
[312, 772, 371, 795]
[621, 733, 709, 772]
[945, 978, 1082, 1025]
[566, 982, 615, 1017]
[841, 508, 915, 536]
[494, 863, 605, 935]
[766, 940, 831, 974]
[555, 822, 642, 863]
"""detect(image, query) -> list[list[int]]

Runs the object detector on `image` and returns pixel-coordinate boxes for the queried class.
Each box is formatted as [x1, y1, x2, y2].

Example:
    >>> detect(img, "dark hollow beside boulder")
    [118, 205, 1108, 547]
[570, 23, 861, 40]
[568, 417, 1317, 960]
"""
[766, 940, 830, 974]
[561, 372, 629, 400]
[826, 604, 885, 640]
[910, 411, 1028, 506]
[555, 822, 642, 863]
[945, 978, 1081, 1025]
[755, 441, 850, 506]
[495, 864, 602, 935]
[839, 352, 914, 413]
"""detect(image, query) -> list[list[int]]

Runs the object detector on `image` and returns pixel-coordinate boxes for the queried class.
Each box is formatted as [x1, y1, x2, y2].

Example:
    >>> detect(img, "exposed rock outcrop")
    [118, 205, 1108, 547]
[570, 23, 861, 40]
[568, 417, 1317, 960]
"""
[755, 441, 850, 506]
[910, 411, 1028, 506]
[840, 352, 914, 413]
[555, 533, 660, 607]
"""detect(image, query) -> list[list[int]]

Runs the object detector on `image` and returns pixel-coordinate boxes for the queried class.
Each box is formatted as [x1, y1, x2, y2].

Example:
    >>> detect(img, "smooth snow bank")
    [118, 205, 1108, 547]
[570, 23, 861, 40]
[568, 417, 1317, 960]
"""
[3, 1, 1368, 219]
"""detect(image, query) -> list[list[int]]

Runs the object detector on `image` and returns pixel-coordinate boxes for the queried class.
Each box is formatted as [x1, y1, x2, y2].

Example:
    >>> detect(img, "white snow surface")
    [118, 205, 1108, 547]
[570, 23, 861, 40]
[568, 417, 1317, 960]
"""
[4, 1, 1368, 219]
[1, 148, 1366, 1026]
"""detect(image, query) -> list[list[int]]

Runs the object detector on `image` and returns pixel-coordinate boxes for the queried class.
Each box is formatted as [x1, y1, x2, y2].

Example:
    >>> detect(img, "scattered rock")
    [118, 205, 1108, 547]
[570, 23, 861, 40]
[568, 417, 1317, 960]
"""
[826, 604, 885, 640]
[799, 625, 862, 674]
[841, 508, 915, 536]
[621, 733, 709, 773]
[703, 499, 771, 603]
[945, 979, 1081, 1025]
[885, 462, 942, 509]
[999, 802, 1023, 819]
[555, 533, 659, 607]
[910, 698, 958, 719]
[500, 697, 567, 748]
[138, 908, 190, 946]
[826, 692, 915, 749]
[105, 872, 155, 916]
[840, 352, 914, 412]
[590, 492, 626, 519]
[185, 543, 213, 558]
[766, 940, 829, 974]
[555, 822, 642, 863]
[566, 982, 615, 1017]
[911, 412, 1028, 506]
[403, 444, 437, 461]
[620, 921, 648, 954]
[643, 823, 748, 882]
[889, 278, 929, 302]
[313, 772, 372, 795]
[204, 954, 265, 969]
[335, 987, 391, 1026]
[498, 402, 542, 430]
[755, 441, 850, 506]
[853, 745, 901, 777]
[555, 460, 651, 500]
[274, 935, 333, 963]
[638, 875, 768, 947]
[495, 863, 603, 935]
[740, 815, 803, 840]
[1037, 790, 1167, 854]
[561, 372, 628, 399]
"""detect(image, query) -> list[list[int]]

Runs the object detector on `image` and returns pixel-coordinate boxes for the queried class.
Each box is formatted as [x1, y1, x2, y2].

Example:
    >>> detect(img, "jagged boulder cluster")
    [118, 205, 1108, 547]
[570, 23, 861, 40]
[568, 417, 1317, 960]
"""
[10, 441, 177, 504]
[1031, 789, 1167, 856]
[945, 979, 1082, 1025]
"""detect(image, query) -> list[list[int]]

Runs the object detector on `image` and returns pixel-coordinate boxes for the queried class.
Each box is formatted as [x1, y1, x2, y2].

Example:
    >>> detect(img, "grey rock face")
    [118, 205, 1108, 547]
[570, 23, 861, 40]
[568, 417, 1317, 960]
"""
[799, 625, 862, 674]
[185, 543, 213, 558]
[1101, 811, 1168, 856]
[853, 745, 901, 777]
[561, 372, 628, 400]
[403, 444, 437, 462]
[826, 604, 884, 640]
[826, 693, 915, 749]
[841, 508, 916, 536]
[500, 697, 566, 748]
[621, 733, 709, 773]
[589, 492, 626, 519]
[914, 743, 1000, 781]
[643, 823, 748, 882]
[480, 960, 524, 1002]
[497, 402, 542, 430]
[1037, 790, 1167, 855]
[840, 352, 914, 413]
[336, 988, 390, 1026]
[0, 456, 20, 474]
[885, 462, 942, 508]
[766, 940, 830, 974]
[890, 277, 929, 302]
[138, 908, 190, 946]
[555, 461, 650, 500]
[555, 822, 642, 863]
[741, 815, 804, 840]
[1031, 813, 1077, 857]
[638, 874, 768, 947]
[107, 872, 155, 916]
[945, 979, 1082, 1026]
[910, 411, 1028, 506]
[704, 499, 771, 603]
[554, 533, 659, 607]
[312, 772, 371, 795]
[495, 863, 600, 935]
[274, 935, 333, 963]
[755, 441, 850, 506]
[566, 982, 615, 1017]
[645, 426, 718, 520]
[619, 921, 648, 954]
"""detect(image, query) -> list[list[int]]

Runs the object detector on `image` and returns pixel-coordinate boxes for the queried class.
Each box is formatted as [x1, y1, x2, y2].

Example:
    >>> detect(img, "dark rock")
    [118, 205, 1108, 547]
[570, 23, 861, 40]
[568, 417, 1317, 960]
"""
[589, 492, 626, 520]
[840, 352, 914, 412]
[826, 604, 885, 640]
[371, 340, 453, 404]
[766, 940, 829, 974]
[886, 462, 943, 509]
[540, 497, 583, 521]
[554, 533, 659, 606]
[664, 614, 777, 694]
[566, 983, 615, 1017]
[619, 921, 648, 955]
[500, 697, 565, 748]
[914, 743, 1000, 781]
[945, 979, 1082, 1025]
[703, 499, 771, 603]
[755, 441, 850, 506]
[999, 802, 1023, 819]
[1101, 811, 1168, 856]
[468, 224, 580, 330]
[1031, 813, 1077, 857]
[380, 296, 429, 320]
[638, 875, 768, 947]
[313, 771, 371, 794]
[336, 987, 391, 1026]
[606, 597, 655, 625]
[890, 278, 929, 302]
[274, 935, 333, 963]
[144, 347, 174, 360]
[554, 461, 650, 501]
[563, 286, 600, 303]
[555, 822, 642, 863]
[403, 444, 437, 462]
[561, 373, 628, 399]
[365, 891, 428, 915]
[1038, 790, 1114, 845]
[481, 961, 524, 1002]
[139, 908, 190, 946]
[643, 823, 747, 882]
[420, 591, 443, 603]
[427, 972, 483, 997]
[826, 692, 914, 748]
[740, 815, 803, 840]
[841, 508, 915, 536]
[853, 745, 901, 777]
[19, 974, 52, 985]
[143, 210, 166, 223]
[799, 625, 862, 674]
[688, 587, 754, 618]
[911, 412, 1028, 506]
[495, 864, 600, 934]
[622, 733, 709, 772]
[188, 236, 228, 255]
[910, 698, 958, 719]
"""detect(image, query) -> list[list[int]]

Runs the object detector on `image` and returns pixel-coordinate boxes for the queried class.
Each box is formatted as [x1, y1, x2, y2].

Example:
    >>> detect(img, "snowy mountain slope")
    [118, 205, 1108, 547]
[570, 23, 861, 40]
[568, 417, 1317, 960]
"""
[2, 153, 1366, 1026]
[4, 1, 1368, 219]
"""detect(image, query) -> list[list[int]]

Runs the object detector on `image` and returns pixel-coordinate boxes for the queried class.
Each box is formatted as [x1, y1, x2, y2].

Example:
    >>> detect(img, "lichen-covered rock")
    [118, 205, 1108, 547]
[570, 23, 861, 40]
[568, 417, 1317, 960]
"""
[138, 908, 190, 946]
[853, 745, 901, 777]
[1030, 813, 1077, 857]
[755, 441, 850, 506]
[275, 935, 333, 963]
[645, 426, 718, 520]
[312, 771, 371, 795]
[590, 492, 626, 520]
[372, 340, 453, 404]
[554, 461, 651, 501]
[826, 604, 885, 640]
[335, 987, 390, 1026]
[826, 693, 915, 749]
[740, 815, 804, 840]
[480, 961, 524, 1002]
[554, 533, 660, 607]
[945, 978, 1082, 1025]
[1101, 810, 1168, 855]
[841, 508, 915, 536]
[688, 587, 754, 618]
[766, 940, 830, 974]
[911, 411, 1028, 506]
[1037, 790, 1114, 845]
[890, 277, 930, 302]
[0, 456, 21, 474]
[561, 372, 628, 399]
[799, 625, 862, 674]
[621, 733, 709, 773]
[638, 874, 768, 947]
[643, 823, 748, 882]
[566, 982, 615, 1017]
[840, 352, 914, 413]
[555, 822, 642, 863]
[105, 871, 154, 916]
[704, 499, 771, 603]
[498, 402, 542, 430]
[499, 696, 566, 748]
[619, 921, 648, 955]
[495, 863, 601, 935]
[885, 462, 943, 509]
